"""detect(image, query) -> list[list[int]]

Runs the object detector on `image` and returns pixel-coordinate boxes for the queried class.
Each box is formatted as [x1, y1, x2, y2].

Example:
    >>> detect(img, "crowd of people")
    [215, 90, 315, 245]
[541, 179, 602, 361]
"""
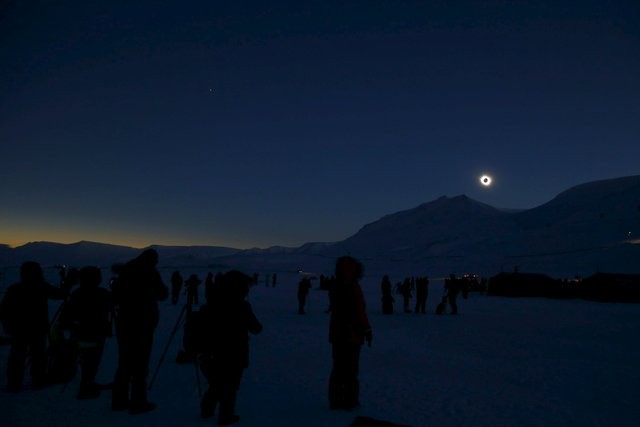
[380, 274, 471, 316]
[0, 250, 474, 425]
[0, 252, 381, 426]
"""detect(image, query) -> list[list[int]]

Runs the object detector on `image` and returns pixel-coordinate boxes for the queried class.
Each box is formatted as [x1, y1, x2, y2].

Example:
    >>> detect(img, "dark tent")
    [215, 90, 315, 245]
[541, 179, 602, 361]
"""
[487, 272, 562, 298]
[581, 273, 640, 302]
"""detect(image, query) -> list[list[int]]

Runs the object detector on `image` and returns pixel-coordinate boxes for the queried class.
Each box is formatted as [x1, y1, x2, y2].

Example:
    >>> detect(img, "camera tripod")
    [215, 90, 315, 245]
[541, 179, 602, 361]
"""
[148, 303, 202, 396]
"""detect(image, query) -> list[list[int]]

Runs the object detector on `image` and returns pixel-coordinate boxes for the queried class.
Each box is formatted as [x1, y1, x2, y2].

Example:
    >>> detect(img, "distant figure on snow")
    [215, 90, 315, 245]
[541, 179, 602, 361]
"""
[185, 274, 201, 306]
[328, 256, 372, 411]
[298, 277, 312, 314]
[380, 275, 394, 315]
[445, 274, 463, 315]
[414, 276, 429, 314]
[400, 278, 412, 313]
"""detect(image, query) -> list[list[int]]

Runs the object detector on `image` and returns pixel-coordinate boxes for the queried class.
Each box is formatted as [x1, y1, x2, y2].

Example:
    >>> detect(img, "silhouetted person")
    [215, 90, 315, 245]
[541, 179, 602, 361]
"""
[298, 277, 312, 314]
[0, 261, 66, 391]
[185, 274, 201, 305]
[328, 256, 372, 411]
[272, 273, 277, 288]
[111, 249, 168, 414]
[198, 270, 262, 425]
[171, 271, 183, 305]
[400, 278, 412, 313]
[414, 276, 429, 314]
[380, 275, 394, 315]
[446, 274, 461, 315]
[60, 266, 113, 399]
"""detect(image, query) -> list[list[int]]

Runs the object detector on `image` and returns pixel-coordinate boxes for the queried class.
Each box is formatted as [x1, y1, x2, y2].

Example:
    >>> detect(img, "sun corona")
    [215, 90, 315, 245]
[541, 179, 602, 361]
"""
[480, 175, 493, 187]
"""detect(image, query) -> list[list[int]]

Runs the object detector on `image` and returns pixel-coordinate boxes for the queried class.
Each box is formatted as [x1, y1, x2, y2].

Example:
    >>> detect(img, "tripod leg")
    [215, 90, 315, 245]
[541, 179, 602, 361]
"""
[195, 357, 202, 397]
[148, 304, 187, 390]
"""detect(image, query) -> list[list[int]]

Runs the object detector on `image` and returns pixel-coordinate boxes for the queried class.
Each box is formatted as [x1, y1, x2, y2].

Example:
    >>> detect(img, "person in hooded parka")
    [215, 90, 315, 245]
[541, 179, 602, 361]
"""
[328, 256, 372, 411]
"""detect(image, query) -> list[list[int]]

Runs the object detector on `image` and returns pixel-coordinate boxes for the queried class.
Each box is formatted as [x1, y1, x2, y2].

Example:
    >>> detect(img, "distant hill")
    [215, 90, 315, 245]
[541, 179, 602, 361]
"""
[0, 241, 240, 269]
[3, 176, 640, 278]
[4, 241, 138, 268]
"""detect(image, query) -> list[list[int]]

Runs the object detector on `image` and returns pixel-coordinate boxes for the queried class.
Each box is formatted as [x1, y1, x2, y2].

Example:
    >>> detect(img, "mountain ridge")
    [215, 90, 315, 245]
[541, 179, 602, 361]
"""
[2, 175, 640, 277]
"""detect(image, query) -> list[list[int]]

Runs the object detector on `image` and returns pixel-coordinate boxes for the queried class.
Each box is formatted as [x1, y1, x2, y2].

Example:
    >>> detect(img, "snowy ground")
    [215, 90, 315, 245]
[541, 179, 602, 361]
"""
[2, 270, 640, 427]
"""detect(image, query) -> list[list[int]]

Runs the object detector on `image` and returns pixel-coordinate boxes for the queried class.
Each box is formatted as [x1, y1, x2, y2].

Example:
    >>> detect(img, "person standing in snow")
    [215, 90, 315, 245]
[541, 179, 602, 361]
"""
[198, 270, 262, 425]
[446, 274, 462, 315]
[381, 275, 394, 315]
[400, 278, 413, 313]
[185, 274, 201, 306]
[60, 266, 113, 399]
[111, 248, 168, 414]
[328, 256, 372, 411]
[298, 277, 313, 314]
[414, 276, 429, 314]
[0, 261, 67, 391]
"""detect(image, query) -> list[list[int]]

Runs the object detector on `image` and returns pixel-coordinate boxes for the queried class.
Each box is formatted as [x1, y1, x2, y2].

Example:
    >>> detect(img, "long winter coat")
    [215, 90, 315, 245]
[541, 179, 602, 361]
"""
[200, 300, 262, 369]
[111, 260, 168, 335]
[329, 282, 371, 346]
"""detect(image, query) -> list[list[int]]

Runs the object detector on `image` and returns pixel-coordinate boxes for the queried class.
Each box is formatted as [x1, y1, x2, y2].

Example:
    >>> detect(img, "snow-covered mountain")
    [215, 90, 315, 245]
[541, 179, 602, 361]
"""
[318, 175, 640, 276]
[3, 175, 640, 278]
[324, 195, 523, 275]
[513, 175, 640, 253]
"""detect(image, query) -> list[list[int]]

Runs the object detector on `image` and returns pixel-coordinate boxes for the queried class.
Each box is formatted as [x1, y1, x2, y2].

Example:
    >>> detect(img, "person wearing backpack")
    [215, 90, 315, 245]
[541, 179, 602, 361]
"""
[0, 261, 66, 391]
[197, 270, 262, 425]
[60, 266, 113, 399]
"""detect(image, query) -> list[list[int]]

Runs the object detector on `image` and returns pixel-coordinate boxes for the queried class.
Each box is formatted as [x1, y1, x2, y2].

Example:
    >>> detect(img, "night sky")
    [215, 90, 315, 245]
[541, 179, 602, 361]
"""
[1, 0, 639, 249]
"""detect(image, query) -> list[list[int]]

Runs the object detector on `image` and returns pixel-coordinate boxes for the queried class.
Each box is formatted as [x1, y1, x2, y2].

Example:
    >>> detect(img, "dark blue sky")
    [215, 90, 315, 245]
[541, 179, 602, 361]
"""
[1, 0, 639, 248]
